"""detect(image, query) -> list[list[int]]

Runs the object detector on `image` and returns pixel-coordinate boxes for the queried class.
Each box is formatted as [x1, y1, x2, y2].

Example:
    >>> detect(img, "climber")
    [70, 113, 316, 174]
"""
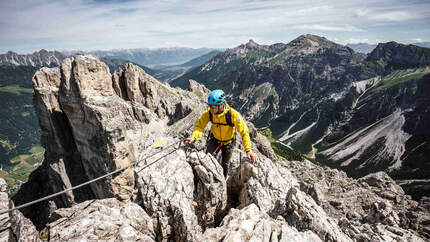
[185, 89, 258, 176]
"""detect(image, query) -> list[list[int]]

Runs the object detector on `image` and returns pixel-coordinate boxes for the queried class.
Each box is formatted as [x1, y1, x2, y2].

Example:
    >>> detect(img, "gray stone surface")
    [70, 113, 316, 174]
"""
[0, 179, 10, 242]
[0, 178, 40, 242]
[135, 139, 202, 241]
[48, 198, 155, 241]
[203, 204, 322, 242]
[284, 159, 429, 240]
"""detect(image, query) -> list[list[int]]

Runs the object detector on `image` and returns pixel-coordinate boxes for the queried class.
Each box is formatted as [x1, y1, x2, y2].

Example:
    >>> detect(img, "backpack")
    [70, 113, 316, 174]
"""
[209, 109, 234, 127]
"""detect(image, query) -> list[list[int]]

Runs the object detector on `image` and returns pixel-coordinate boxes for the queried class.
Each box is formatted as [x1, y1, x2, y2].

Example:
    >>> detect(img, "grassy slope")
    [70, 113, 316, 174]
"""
[0, 145, 44, 195]
[0, 65, 44, 194]
[358, 70, 428, 105]
[259, 128, 304, 162]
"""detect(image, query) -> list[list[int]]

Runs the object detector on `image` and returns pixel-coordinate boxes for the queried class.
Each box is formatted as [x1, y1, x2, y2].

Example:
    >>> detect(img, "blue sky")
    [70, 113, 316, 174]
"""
[1, 0, 430, 54]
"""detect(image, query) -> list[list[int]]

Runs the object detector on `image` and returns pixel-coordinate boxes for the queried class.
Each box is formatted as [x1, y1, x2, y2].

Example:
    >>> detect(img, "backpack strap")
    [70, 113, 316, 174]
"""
[209, 109, 234, 127]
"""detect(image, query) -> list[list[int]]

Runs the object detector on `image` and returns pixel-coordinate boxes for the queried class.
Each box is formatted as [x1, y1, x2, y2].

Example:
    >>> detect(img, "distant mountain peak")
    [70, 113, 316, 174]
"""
[379, 41, 401, 47]
[290, 34, 339, 49]
[245, 39, 259, 48]
[370, 41, 409, 55]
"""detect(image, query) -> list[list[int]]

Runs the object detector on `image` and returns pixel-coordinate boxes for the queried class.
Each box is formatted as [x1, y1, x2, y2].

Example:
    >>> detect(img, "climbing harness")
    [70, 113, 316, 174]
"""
[213, 143, 223, 156]
[209, 109, 234, 127]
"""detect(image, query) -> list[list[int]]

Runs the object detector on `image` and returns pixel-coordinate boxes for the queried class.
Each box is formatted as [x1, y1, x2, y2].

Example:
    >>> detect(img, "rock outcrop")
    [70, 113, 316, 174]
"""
[284, 160, 430, 241]
[0, 178, 40, 241]
[13, 55, 208, 229]
[7, 55, 430, 241]
[203, 204, 322, 241]
[48, 198, 155, 241]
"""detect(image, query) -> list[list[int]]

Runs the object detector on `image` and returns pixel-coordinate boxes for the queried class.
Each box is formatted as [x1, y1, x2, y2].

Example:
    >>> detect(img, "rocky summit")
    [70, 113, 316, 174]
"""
[1, 55, 430, 241]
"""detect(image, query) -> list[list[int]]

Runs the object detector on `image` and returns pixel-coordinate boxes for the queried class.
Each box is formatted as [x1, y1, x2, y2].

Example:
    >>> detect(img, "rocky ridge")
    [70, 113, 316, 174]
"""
[173, 34, 371, 125]
[0, 50, 65, 67]
[1, 55, 429, 241]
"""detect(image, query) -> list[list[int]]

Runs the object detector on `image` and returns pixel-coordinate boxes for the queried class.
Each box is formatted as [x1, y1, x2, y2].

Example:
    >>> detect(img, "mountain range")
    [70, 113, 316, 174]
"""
[347, 42, 430, 54]
[171, 34, 430, 199]
[3, 55, 429, 241]
[0, 49, 65, 67]
[61, 47, 219, 67]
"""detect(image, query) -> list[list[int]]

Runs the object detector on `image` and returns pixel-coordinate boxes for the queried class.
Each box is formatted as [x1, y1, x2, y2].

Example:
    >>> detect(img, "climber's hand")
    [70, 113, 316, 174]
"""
[247, 151, 258, 165]
[185, 137, 195, 145]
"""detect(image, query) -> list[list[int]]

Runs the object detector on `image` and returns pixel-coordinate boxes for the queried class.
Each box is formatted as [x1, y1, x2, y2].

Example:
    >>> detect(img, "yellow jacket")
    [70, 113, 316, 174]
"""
[191, 103, 252, 152]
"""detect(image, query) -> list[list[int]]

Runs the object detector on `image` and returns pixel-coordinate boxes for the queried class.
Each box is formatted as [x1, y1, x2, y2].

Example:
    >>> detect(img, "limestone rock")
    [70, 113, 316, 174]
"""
[0, 178, 40, 242]
[59, 55, 136, 200]
[283, 187, 352, 241]
[187, 79, 211, 99]
[236, 153, 299, 214]
[13, 55, 208, 229]
[187, 150, 228, 228]
[9, 206, 40, 242]
[203, 203, 322, 242]
[360, 172, 404, 192]
[247, 122, 277, 160]
[366, 201, 400, 225]
[48, 198, 155, 241]
[0, 179, 11, 242]
[135, 138, 202, 241]
[284, 159, 429, 240]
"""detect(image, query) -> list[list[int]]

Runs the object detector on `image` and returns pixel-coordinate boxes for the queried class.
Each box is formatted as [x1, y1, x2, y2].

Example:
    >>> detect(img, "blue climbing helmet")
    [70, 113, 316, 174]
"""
[208, 89, 225, 108]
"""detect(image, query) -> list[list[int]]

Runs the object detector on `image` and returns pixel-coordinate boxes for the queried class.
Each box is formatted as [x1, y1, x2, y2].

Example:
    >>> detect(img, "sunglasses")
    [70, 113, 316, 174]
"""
[208, 104, 218, 109]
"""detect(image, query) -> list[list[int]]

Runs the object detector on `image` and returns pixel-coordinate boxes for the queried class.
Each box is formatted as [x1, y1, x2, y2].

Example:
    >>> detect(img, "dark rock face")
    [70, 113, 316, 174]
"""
[366, 42, 430, 73]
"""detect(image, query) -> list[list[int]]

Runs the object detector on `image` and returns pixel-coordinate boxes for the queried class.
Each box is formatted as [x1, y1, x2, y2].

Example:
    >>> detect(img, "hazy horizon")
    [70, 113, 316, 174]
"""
[1, 0, 430, 54]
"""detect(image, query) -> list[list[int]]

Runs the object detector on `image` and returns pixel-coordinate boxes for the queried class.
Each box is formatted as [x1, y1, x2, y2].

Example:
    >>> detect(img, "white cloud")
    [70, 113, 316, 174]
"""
[332, 38, 382, 45]
[354, 7, 422, 22]
[369, 11, 418, 22]
[411, 38, 424, 43]
[354, 8, 372, 17]
[297, 24, 365, 32]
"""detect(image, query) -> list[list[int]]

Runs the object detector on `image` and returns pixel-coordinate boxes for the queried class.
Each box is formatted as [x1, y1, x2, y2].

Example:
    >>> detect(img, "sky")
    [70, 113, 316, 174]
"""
[1, 0, 430, 54]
